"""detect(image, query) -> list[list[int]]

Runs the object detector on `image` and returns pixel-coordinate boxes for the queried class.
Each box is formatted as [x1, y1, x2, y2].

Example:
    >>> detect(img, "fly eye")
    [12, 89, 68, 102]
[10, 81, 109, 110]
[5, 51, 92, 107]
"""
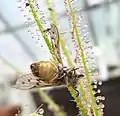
[30, 63, 36, 69]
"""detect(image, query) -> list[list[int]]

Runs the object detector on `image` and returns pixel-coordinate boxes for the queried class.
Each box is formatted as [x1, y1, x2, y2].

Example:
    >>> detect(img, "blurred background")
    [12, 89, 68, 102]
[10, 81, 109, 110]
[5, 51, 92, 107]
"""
[0, 0, 120, 116]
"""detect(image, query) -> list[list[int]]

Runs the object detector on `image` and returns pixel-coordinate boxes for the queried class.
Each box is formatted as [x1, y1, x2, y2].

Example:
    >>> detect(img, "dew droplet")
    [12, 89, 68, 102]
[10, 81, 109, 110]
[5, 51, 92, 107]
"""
[96, 100, 100, 103]
[99, 103, 105, 109]
[101, 96, 105, 100]
[100, 108, 104, 114]
[98, 81, 102, 85]
[87, 104, 91, 108]
[92, 90, 96, 95]
[81, 100, 87, 106]
[94, 80, 97, 84]
[26, 3, 30, 7]
[93, 85, 97, 89]
[97, 89, 101, 93]
[38, 108, 44, 115]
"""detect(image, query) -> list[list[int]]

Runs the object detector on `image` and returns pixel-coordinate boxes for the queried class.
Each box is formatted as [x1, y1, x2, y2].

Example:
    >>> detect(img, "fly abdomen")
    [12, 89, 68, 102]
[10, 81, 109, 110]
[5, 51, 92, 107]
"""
[37, 61, 57, 82]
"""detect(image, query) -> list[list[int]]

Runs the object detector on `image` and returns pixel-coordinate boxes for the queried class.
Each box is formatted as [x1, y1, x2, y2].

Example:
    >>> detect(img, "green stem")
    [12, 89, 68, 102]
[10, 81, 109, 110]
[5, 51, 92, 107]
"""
[45, 0, 56, 25]
[38, 90, 66, 116]
[68, 86, 88, 116]
[60, 39, 73, 67]
[67, 0, 100, 115]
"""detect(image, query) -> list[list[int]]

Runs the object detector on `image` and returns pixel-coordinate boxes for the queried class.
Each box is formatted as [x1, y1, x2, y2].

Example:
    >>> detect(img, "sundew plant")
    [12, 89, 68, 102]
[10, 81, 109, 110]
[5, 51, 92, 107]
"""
[17, 0, 105, 116]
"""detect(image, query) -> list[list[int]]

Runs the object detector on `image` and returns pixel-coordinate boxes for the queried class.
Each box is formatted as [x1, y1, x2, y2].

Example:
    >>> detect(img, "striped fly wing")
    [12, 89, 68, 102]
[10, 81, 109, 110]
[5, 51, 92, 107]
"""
[49, 24, 63, 65]
[12, 73, 52, 90]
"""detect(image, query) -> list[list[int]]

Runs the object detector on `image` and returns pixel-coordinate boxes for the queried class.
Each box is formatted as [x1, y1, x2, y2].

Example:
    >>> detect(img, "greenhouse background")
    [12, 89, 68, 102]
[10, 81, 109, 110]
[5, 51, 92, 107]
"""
[0, 0, 120, 116]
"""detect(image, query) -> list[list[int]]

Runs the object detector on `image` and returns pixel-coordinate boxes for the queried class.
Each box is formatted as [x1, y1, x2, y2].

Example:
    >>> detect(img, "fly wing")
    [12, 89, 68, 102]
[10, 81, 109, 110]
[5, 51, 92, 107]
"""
[12, 73, 52, 90]
[49, 24, 63, 65]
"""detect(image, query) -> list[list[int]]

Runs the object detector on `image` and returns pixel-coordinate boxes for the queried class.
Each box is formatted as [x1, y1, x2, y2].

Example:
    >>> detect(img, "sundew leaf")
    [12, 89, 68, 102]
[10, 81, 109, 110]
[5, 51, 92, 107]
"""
[45, 0, 74, 67]
[64, 0, 104, 116]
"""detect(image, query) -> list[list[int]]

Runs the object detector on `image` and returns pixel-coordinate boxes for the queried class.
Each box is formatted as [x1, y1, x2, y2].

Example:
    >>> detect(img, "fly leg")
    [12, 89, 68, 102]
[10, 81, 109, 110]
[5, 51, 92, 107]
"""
[56, 67, 78, 80]
[50, 67, 79, 84]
